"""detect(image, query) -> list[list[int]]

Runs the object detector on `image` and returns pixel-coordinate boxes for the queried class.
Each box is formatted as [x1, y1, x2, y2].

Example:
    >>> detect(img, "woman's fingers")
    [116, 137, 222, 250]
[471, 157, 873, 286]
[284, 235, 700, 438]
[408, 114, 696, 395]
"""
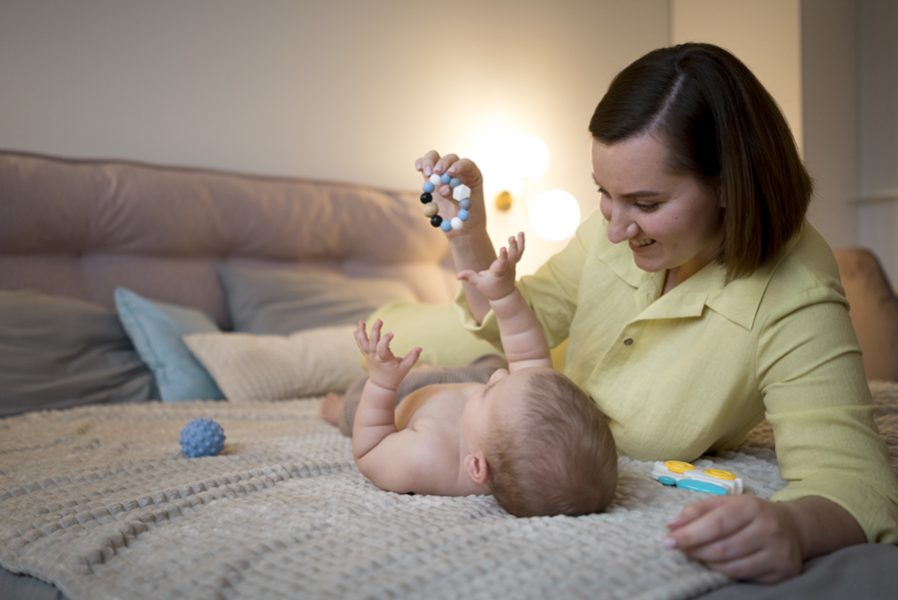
[666, 496, 803, 583]
[667, 496, 753, 550]
[415, 150, 442, 176]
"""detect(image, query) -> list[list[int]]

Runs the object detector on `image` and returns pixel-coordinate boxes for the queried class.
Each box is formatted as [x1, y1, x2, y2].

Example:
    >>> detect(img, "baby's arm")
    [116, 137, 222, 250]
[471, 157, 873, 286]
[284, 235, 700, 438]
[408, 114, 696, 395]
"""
[457, 232, 551, 371]
[351, 320, 445, 492]
[351, 320, 421, 460]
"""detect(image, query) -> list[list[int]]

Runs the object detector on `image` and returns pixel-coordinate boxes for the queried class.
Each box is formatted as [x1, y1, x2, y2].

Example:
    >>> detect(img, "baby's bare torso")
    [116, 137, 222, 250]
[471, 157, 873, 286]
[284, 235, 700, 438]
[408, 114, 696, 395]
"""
[392, 382, 486, 496]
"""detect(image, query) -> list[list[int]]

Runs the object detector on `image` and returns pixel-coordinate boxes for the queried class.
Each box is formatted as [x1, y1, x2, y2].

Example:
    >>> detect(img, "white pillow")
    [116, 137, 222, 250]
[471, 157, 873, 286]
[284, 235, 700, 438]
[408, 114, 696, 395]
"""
[184, 325, 364, 401]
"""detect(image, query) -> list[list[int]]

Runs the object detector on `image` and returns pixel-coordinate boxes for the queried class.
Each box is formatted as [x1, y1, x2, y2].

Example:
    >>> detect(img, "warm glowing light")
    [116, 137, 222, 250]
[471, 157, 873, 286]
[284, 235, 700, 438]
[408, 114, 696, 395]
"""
[513, 134, 550, 180]
[528, 189, 581, 241]
[467, 130, 550, 207]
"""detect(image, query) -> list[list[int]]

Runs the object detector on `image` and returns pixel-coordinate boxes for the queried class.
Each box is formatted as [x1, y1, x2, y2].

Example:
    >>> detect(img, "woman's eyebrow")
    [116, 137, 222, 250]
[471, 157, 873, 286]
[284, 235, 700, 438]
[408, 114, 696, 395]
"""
[592, 175, 662, 199]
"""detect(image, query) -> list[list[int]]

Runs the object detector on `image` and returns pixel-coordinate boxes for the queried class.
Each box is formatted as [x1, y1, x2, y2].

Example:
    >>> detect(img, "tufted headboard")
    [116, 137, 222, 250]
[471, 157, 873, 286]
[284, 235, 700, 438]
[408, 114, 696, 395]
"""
[0, 150, 456, 329]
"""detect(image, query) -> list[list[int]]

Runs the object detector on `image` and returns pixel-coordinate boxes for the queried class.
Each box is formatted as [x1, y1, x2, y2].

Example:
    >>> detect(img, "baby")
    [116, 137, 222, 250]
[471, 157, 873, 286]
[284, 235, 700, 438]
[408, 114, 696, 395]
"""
[321, 233, 617, 516]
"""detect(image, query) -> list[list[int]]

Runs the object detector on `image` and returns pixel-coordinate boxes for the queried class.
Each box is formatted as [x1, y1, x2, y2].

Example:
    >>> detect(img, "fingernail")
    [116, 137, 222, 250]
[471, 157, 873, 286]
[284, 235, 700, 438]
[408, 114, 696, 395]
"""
[663, 537, 677, 549]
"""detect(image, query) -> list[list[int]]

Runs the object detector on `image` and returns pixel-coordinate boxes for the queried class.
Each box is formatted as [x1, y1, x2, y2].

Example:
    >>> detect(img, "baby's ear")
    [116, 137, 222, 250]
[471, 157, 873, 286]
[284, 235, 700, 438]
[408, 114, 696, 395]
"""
[463, 451, 490, 485]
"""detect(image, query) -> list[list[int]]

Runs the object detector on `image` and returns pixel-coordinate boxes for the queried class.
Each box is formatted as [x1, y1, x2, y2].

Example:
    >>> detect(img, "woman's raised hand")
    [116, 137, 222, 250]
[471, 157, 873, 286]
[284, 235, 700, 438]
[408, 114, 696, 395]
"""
[414, 150, 487, 238]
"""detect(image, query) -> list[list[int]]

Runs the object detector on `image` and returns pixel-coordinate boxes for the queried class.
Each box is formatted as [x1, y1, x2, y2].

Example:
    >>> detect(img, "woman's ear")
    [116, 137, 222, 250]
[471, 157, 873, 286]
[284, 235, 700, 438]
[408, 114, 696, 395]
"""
[463, 451, 490, 485]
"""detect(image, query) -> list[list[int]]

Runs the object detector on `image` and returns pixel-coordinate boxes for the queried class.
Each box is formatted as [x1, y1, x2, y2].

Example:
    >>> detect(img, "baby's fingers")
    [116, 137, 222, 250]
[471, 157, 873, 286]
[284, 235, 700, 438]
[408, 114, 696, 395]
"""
[489, 247, 510, 275]
[504, 232, 526, 263]
[375, 330, 397, 361]
[353, 320, 370, 351]
[400, 346, 423, 371]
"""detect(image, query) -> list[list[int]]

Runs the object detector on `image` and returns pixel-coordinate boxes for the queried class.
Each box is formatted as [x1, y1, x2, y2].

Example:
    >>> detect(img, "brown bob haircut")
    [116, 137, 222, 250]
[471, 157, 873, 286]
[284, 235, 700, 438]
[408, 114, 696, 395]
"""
[589, 43, 812, 281]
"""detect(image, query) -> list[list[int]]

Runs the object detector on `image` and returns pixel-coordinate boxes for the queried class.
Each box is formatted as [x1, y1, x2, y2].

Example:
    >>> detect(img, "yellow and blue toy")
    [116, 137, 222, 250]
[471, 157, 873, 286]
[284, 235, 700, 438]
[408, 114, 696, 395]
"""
[652, 460, 743, 495]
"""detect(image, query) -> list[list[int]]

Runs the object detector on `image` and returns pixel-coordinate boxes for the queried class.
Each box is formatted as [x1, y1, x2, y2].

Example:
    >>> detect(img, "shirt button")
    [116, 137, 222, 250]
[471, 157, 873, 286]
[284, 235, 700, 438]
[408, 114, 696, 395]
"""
[623, 338, 634, 346]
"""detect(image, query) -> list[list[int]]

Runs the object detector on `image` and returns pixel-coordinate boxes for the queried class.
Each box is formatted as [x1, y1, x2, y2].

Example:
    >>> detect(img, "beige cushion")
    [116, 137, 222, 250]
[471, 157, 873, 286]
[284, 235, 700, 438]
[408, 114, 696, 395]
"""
[184, 326, 364, 401]
[834, 247, 898, 381]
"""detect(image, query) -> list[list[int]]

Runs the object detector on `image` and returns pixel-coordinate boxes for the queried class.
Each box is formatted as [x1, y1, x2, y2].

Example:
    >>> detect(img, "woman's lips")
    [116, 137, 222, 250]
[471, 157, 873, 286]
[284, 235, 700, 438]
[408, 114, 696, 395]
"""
[630, 239, 656, 251]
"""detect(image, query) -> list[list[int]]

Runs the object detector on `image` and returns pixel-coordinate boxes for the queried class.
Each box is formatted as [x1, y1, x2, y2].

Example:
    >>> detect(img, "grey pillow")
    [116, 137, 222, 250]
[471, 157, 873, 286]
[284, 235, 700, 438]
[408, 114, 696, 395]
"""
[218, 264, 418, 335]
[0, 291, 156, 417]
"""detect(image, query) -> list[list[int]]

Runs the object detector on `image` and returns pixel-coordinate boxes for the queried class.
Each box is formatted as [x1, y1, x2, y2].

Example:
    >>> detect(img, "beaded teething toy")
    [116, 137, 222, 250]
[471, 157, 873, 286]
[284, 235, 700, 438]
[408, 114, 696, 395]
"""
[420, 172, 471, 232]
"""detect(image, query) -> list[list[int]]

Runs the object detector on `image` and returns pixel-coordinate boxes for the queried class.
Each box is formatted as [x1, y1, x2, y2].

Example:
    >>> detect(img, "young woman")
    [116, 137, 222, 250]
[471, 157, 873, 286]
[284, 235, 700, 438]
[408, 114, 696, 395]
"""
[415, 43, 898, 583]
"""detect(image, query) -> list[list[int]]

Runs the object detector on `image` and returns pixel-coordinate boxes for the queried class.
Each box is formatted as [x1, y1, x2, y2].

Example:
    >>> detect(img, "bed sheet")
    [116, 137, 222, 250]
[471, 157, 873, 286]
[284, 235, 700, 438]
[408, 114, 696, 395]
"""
[1, 382, 896, 600]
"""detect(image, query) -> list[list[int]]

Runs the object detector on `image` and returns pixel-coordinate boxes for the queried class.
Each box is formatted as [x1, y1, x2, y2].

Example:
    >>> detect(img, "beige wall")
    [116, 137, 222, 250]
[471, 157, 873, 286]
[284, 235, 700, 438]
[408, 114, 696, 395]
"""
[672, 0, 898, 283]
[3, 1, 895, 279]
[671, 0, 803, 152]
[0, 0, 669, 274]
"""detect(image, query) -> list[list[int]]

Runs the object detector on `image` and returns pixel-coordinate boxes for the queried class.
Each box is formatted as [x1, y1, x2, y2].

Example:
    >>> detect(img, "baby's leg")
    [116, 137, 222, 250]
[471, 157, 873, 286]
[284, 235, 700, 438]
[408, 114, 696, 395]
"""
[320, 392, 344, 427]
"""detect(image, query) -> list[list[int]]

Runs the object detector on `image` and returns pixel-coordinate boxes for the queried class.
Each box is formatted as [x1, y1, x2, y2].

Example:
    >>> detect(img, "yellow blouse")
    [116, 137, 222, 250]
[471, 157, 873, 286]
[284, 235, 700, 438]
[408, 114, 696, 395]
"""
[456, 210, 898, 542]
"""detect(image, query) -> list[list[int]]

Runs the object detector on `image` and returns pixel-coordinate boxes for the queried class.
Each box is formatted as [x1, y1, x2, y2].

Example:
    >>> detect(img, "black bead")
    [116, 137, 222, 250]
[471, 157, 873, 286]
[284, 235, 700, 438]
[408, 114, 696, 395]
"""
[430, 215, 443, 227]
[420, 192, 433, 204]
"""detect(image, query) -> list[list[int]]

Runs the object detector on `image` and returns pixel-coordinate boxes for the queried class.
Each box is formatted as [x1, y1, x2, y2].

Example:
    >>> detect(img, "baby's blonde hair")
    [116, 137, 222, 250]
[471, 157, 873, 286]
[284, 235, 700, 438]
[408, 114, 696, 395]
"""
[486, 370, 617, 517]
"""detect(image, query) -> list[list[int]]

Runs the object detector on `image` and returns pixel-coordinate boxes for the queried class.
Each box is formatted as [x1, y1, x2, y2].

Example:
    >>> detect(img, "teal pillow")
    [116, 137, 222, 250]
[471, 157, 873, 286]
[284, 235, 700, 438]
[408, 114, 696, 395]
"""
[114, 287, 224, 402]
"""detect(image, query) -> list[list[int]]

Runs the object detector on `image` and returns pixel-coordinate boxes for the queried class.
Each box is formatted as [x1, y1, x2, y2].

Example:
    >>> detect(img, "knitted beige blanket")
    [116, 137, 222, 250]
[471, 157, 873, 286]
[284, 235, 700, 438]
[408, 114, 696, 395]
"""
[2, 382, 897, 600]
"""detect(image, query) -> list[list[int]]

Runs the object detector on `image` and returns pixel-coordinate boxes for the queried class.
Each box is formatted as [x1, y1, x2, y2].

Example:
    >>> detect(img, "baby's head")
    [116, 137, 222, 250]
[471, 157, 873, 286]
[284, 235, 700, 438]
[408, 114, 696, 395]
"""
[461, 367, 617, 517]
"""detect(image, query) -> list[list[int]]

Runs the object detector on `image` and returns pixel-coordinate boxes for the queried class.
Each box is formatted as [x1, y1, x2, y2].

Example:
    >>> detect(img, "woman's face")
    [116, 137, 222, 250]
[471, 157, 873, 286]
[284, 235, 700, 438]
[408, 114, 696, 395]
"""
[591, 134, 723, 288]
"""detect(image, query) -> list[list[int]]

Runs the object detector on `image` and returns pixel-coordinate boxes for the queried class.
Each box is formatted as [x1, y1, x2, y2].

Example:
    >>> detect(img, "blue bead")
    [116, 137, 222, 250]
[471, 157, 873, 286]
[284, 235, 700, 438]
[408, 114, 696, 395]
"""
[440, 172, 451, 184]
[459, 199, 471, 210]
[449, 177, 461, 188]
[440, 220, 452, 232]
[423, 181, 435, 193]
[458, 209, 469, 221]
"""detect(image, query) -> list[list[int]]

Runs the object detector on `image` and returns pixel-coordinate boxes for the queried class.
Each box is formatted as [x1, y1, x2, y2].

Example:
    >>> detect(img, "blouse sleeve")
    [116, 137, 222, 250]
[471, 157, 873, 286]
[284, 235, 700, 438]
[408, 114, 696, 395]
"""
[757, 287, 898, 543]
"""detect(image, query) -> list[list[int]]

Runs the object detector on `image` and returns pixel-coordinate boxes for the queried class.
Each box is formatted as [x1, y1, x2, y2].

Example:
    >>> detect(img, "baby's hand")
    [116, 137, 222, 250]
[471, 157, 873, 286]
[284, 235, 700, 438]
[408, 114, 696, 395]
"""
[354, 319, 422, 391]
[457, 232, 525, 301]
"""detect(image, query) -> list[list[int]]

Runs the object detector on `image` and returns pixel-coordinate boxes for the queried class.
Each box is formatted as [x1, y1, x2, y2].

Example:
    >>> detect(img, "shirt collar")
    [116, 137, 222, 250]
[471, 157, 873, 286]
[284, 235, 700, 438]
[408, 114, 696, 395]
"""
[596, 220, 800, 330]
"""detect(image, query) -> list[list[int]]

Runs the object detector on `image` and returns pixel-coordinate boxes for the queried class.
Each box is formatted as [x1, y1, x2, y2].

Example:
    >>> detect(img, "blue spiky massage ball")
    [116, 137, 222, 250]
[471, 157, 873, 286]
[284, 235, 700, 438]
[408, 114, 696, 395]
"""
[179, 418, 225, 458]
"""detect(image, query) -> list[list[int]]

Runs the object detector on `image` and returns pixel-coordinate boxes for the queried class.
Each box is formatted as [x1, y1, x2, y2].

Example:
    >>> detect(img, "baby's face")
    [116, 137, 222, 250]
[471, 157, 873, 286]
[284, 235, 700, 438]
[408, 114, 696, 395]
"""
[460, 368, 536, 450]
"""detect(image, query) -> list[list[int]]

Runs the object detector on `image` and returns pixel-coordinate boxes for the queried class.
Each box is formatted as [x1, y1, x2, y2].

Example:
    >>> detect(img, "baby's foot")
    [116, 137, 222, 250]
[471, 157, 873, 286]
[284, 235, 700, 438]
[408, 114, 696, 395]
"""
[320, 392, 344, 426]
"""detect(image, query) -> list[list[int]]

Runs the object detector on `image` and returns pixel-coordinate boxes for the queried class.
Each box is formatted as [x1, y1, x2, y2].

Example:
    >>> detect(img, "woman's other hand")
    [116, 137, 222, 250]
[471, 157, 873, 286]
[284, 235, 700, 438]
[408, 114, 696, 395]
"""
[665, 493, 865, 583]
[665, 495, 802, 583]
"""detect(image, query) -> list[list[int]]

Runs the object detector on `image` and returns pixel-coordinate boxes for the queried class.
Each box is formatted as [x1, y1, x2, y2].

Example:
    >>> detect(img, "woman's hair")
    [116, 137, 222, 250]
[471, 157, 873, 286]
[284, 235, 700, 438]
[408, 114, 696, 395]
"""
[486, 370, 617, 517]
[589, 42, 812, 280]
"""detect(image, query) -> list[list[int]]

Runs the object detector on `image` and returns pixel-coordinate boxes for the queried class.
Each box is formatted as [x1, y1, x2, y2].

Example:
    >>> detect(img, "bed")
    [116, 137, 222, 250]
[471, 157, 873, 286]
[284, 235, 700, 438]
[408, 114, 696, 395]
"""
[1, 149, 896, 599]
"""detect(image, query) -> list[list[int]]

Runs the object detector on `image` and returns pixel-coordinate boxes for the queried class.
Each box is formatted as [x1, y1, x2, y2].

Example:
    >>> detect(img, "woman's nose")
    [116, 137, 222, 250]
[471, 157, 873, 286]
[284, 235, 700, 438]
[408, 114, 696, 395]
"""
[606, 203, 638, 244]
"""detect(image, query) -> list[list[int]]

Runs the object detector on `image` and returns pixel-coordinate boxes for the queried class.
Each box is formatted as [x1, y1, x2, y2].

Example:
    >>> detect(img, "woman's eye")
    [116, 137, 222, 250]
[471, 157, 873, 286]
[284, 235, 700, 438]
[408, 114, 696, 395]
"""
[596, 186, 608, 197]
[634, 202, 659, 212]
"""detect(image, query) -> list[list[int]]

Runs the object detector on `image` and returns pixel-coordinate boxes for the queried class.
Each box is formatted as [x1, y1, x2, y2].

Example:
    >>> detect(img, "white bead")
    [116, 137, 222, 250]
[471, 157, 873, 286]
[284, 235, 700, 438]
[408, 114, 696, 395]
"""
[429, 173, 442, 186]
[452, 184, 471, 201]
[451, 216, 463, 230]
